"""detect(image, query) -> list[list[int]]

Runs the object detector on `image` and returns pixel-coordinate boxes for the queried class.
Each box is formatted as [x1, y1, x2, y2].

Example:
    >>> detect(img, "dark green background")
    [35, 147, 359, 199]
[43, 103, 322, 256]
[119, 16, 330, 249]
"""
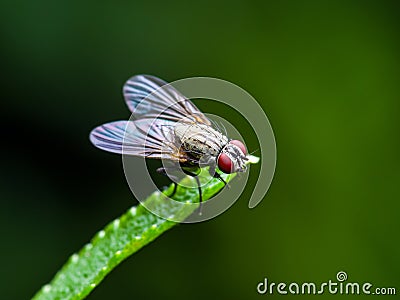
[1, 0, 399, 299]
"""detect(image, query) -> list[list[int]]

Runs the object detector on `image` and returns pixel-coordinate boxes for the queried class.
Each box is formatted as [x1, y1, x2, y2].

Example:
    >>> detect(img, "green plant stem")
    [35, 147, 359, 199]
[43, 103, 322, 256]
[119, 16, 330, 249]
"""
[32, 156, 258, 300]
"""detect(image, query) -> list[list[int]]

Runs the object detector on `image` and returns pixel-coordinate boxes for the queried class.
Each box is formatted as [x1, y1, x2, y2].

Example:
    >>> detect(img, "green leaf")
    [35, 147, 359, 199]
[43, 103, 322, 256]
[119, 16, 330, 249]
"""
[32, 156, 259, 300]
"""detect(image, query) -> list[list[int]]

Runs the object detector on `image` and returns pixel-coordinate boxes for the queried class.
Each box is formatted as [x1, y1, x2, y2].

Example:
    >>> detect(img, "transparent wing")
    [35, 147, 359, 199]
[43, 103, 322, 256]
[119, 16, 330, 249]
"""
[89, 119, 188, 162]
[123, 75, 211, 125]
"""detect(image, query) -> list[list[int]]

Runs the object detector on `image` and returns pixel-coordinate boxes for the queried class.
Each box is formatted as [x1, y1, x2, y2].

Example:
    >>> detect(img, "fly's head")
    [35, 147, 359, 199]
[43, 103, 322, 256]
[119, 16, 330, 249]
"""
[217, 140, 248, 174]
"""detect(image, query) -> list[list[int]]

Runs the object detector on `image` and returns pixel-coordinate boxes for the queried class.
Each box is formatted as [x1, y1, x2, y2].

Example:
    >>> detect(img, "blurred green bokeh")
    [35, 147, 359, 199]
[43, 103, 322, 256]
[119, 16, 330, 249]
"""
[1, 0, 399, 299]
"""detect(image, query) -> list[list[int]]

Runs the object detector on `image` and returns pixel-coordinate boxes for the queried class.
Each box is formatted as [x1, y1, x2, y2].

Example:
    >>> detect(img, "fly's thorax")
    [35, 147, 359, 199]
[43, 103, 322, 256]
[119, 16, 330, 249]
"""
[174, 122, 228, 158]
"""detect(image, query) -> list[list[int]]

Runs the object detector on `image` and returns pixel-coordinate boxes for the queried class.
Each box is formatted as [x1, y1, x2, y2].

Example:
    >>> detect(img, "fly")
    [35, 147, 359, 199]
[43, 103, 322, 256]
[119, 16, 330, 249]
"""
[90, 75, 248, 208]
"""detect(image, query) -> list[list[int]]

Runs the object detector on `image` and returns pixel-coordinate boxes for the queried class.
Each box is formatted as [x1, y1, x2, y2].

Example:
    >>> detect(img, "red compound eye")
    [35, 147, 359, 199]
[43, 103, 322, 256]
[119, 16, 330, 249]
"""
[217, 153, 234, 174]
[229, 140, 247, 155]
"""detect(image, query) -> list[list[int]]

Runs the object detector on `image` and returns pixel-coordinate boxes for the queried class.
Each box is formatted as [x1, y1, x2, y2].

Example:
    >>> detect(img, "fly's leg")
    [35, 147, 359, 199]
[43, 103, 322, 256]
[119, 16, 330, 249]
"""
[208, 162, 229, 187]
[156, 167, 178, 198]
[200, 155, 228, 186]
[182, 169, 203, 215]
